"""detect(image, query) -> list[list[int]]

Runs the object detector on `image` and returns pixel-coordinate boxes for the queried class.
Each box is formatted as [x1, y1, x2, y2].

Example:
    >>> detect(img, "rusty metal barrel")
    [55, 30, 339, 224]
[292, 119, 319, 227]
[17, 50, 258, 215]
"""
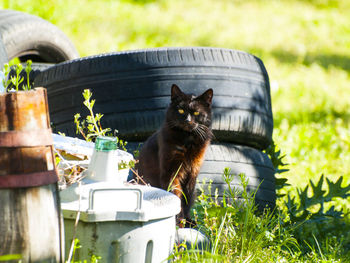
[0, 88, 63, 262]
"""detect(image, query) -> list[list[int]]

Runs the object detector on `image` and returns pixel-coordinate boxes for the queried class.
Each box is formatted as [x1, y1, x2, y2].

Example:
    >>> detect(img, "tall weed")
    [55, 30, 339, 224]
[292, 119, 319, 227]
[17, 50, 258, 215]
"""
[170, 143, 350, 262]
[171, 170, 299, 262]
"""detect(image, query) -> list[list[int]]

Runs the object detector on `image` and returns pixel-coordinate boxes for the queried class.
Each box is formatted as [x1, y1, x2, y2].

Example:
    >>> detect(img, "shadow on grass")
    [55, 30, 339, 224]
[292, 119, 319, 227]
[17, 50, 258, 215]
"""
[270, 49, 350, 72]
[281, 174, 350, 258]
[274, 108, 350, 127]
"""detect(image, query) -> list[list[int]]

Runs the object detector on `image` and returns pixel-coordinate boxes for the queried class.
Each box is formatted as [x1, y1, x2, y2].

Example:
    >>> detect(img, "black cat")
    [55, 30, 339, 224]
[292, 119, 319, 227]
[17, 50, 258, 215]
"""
[136, 84, 213, 227]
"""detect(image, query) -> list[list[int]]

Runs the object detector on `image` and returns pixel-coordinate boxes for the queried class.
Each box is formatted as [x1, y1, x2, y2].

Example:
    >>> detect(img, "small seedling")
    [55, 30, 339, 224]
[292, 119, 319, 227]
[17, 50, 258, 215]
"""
[23, 60, 33, 91]
[1, 60, 33, 92]
[74, 89, 112, 142]
[74, 89, 127, 148]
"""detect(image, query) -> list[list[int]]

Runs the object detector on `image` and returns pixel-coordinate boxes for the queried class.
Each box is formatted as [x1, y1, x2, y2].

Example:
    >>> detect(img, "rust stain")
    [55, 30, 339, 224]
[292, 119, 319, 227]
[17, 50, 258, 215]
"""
[0, 89, 48, 132]
[0, 89, 56, 187]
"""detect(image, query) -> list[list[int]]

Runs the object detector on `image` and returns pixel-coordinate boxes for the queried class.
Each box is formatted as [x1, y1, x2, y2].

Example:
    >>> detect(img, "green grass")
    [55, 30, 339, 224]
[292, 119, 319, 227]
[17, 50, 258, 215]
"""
[2, 0, 350, 261]
[170, 170, 350, 262]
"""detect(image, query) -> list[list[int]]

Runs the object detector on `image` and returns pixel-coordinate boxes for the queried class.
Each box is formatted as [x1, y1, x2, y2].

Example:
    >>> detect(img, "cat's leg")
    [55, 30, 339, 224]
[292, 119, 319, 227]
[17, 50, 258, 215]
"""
[182, 174, 198, 228]
[163, 171, 188, 227]
[159, 157, 188, 226]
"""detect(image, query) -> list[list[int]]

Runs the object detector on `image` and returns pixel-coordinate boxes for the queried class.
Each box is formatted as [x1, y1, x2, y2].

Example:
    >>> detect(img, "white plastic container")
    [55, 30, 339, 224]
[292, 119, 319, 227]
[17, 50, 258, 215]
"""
[60, 182, 180, 263]
[85, 136, 134, 184]
[53, 134, 134, 188]
[86, 137, 117, 181]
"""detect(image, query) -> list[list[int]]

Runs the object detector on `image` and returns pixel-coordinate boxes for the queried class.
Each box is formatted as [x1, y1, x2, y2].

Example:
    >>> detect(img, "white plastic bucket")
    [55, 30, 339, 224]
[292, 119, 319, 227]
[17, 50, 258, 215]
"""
[61, 182, 180, 262]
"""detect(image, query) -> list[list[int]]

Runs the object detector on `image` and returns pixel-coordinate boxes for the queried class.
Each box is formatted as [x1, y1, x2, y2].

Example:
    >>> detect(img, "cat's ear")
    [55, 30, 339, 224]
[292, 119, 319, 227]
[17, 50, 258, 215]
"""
[171, 84, 184, 101]
[198, 89, 213, 105]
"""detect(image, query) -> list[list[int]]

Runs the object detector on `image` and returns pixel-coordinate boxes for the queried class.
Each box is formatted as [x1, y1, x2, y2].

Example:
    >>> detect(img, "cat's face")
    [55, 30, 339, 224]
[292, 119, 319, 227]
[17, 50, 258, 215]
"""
[166, 84, 213, 139]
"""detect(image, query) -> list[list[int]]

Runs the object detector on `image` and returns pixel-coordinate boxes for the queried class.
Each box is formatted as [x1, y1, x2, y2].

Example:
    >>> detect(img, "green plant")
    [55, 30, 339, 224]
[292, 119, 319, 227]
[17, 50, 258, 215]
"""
[170, 170, 299, 262]
[170, 164, 350, 262]
[1, 63, 12, 90]
[66, 239, 101, 263]
[166, 163, 188, 226]
[1, 60, 33, 92]
[74, 89, 126, 149]
[167, 163, 184, 193]
[74, 89, 111, 141]
[23, 60, 32, 90]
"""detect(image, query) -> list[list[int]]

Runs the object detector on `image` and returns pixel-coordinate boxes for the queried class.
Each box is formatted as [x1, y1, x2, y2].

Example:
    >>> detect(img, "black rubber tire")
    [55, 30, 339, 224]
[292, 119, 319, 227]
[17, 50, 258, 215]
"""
[127, 142, 276, 209]
[35, 47, 273, 149]
[30, 63, 55, 80]
[0, 9, 79, 63]
[197, 143, 275, 209]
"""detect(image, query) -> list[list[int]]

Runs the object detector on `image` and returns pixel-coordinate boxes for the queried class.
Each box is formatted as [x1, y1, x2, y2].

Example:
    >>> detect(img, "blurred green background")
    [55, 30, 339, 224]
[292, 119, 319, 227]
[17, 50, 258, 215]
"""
[2, 0, 350, 191]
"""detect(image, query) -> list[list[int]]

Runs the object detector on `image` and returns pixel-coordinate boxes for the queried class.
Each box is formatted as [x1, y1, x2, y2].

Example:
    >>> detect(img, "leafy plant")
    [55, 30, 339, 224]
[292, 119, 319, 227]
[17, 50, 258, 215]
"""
[1, 63, 11, 90]
[23, 60, 33, 90]
[170, 169, 299, 262]
[66, 239, 101, 263]
[170, 165, 350, 262]
[74, 89, 126, 149]
[1, 60, 33, 92]
[263, 141, 350, 260]
[57, 89, 129, 185]
[74, 89, 111, 141]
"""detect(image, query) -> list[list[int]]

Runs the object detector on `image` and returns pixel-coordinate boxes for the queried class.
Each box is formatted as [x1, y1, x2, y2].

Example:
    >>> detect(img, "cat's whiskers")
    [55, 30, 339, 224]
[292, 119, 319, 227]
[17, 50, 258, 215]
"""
[193, 124, 210, 141]
[194, 129, 206, 141]
[198, 124, 214, 140]
[167, 120, 178, 129]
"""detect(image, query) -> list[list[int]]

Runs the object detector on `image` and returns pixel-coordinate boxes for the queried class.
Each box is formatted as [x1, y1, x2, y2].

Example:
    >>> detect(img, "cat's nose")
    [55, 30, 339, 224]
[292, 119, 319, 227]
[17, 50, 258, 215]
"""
[186, 114, 192, 123]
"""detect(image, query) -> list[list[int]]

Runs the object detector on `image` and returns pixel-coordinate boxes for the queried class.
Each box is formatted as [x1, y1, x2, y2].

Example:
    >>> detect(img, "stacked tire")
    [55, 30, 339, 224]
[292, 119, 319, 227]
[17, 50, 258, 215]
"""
[0, 9, 79, 84]
[34, 47, 275, 209]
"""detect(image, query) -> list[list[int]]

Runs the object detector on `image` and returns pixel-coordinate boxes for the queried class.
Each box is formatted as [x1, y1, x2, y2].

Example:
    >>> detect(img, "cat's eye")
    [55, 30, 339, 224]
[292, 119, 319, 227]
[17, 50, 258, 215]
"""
[193, 111, 200, 116]
[178, 109, 184, 114]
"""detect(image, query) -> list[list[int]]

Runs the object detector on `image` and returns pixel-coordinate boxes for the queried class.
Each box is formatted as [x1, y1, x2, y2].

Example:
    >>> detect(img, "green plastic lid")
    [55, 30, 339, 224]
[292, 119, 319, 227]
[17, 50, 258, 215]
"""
[94, 136, 117, 151]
